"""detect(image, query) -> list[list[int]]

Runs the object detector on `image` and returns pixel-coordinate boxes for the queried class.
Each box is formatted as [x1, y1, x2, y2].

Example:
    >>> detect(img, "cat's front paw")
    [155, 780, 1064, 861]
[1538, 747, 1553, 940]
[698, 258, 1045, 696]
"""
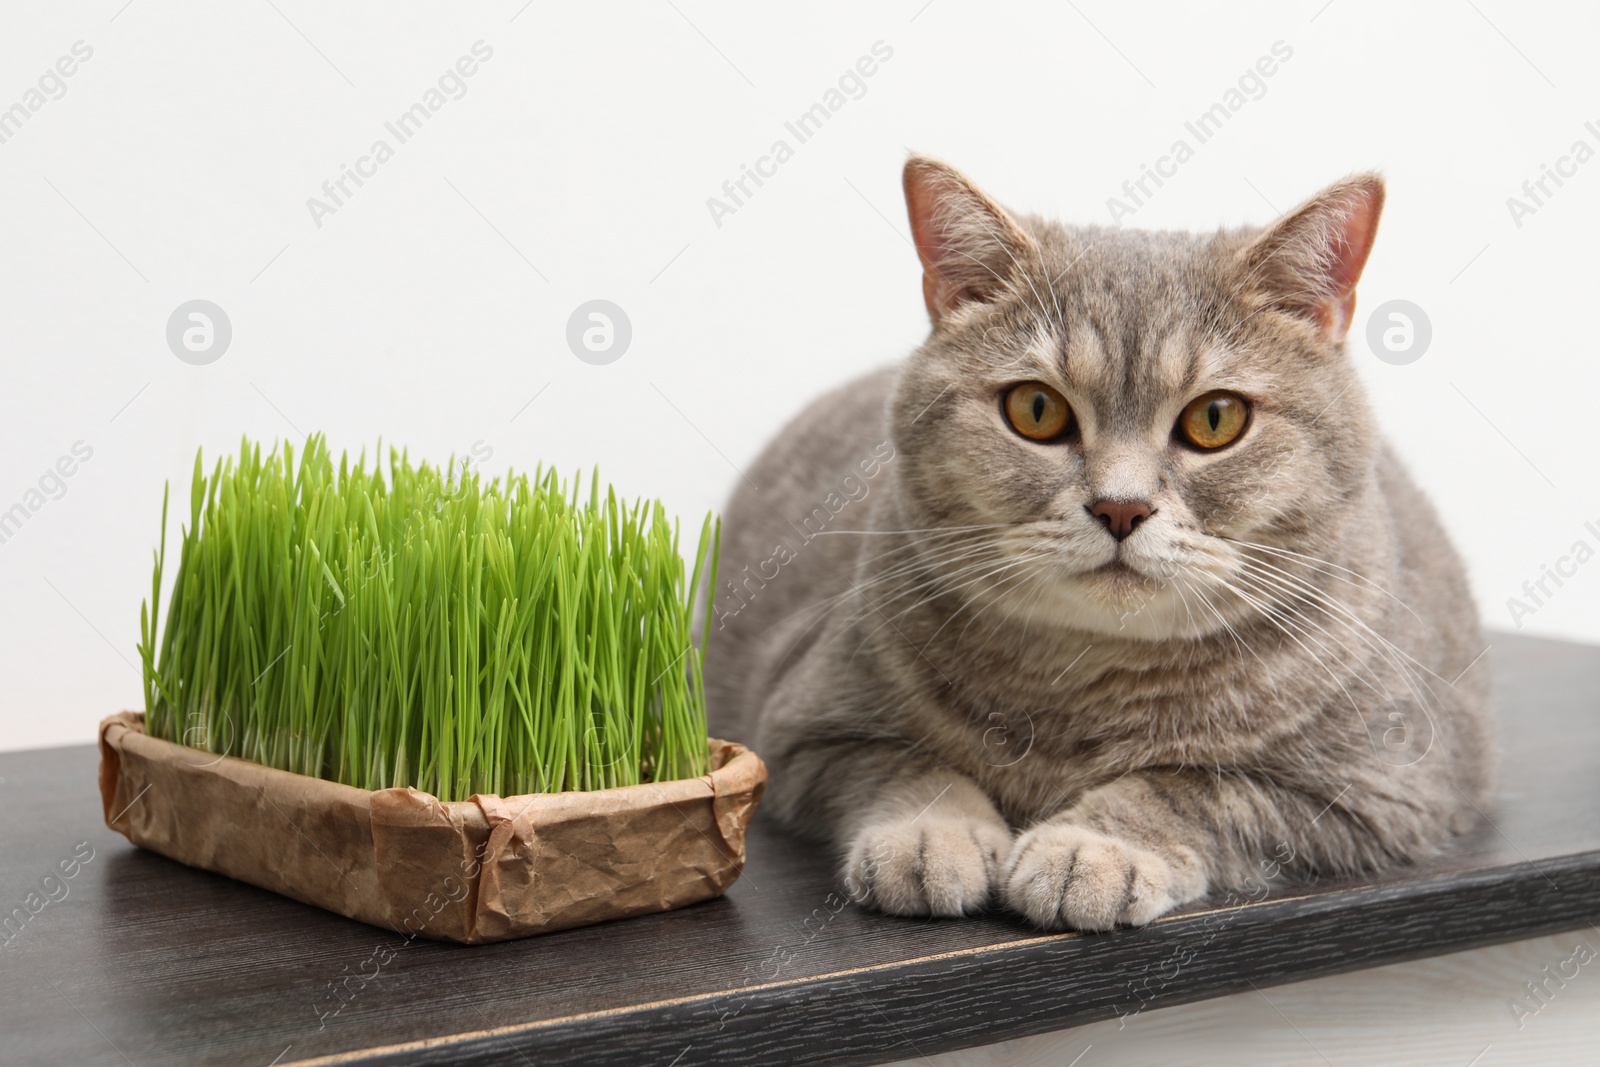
[1003, 823, 1207, 931]
[843, 814, 1012, 918]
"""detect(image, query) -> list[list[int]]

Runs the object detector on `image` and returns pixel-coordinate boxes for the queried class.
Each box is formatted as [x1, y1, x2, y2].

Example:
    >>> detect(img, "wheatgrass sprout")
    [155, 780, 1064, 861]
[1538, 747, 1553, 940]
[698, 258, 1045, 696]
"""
[137, 435, 720, 802]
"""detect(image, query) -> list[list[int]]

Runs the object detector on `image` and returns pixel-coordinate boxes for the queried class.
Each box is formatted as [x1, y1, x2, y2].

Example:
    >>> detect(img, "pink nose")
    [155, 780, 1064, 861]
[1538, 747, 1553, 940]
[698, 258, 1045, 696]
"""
[1088, 499, 1153, 542]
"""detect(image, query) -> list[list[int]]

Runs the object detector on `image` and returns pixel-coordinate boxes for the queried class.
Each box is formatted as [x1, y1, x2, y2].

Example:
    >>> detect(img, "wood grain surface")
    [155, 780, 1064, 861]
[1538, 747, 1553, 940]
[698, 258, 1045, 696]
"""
[886, 930, 1600, 1066]
[1, 632, 1596, 1067]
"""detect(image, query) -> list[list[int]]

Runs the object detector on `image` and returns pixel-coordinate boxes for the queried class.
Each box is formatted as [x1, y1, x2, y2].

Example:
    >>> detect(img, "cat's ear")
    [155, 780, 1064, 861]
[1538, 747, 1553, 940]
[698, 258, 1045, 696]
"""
[1240, 174, 1385, 343]
[903, 155, 1037, 325]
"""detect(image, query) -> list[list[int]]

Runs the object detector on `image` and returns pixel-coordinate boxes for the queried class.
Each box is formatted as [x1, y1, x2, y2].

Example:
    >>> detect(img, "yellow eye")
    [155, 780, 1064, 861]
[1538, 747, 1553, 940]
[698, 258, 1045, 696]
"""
[1004, 382, 1073, 441]
[1178, 391, 1249, 449]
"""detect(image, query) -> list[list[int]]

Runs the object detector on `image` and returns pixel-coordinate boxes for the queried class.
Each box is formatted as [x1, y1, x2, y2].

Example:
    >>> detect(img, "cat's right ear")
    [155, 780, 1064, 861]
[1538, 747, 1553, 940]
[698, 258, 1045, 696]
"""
[1240, 173, 1386, 343]
[903, 156, 1037, 326]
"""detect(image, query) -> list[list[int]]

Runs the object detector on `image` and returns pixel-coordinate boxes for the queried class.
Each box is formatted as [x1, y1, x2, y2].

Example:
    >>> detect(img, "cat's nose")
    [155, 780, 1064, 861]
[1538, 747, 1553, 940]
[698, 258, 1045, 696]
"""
[1087, 499, 1153, 541]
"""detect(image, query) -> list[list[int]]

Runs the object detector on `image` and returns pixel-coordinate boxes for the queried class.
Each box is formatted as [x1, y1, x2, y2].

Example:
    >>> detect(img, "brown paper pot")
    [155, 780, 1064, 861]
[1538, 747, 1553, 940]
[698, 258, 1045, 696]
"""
[98, 712, 766, 943]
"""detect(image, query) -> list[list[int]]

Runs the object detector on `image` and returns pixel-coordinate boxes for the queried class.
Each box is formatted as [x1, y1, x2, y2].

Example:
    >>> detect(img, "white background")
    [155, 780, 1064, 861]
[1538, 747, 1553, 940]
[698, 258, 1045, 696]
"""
[2, 0, 1595, 752]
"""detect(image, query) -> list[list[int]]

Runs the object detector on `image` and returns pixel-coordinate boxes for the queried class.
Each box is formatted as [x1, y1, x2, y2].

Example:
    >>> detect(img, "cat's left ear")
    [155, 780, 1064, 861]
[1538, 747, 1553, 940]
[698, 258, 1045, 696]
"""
[903, 155, 1039, 326]
[1240, 174, 1385, 343]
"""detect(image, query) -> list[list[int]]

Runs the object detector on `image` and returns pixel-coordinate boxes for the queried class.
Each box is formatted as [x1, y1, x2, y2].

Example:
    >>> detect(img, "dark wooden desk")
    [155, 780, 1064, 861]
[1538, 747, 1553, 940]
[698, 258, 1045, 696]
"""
[3, 633, 1598, 1067]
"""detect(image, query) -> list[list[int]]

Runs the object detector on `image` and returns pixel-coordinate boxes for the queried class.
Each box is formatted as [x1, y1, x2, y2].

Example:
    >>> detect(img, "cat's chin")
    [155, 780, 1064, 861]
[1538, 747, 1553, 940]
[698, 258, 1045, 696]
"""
[984, 563, 1229, 643]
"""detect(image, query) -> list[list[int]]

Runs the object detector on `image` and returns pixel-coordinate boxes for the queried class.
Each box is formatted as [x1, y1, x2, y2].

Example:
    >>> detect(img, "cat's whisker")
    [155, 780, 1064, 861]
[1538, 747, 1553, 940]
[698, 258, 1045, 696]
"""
[1214, 570, 1368, 680]
[1178, 576, 1259, 670]
[869, 551, 1058, 635]
[811, 523, 1019, 537]
[951, 562, 1055, 658]
[1219, 541, 1438, 700]
[1167, 571, 1206, 643]
[925, 564, 1032, 650]
[818, 543, 1036, 640]
[851, 536, 1014, 598]
[1231, 561, 1441, 726]
[1210, 574, 1376, 735]
[1226, 537, 1394, 595]
[1233, 555, 1438, 694]
[849, 530, 1000, 580]
[841, 553, 1050, 672]
[959, 558, 1063, 661]
[734, 532, 1003, 670]
[1219, 536, 1425, 623]
[1231, 574, 1444, 765]
[1219, 569, 1437, 761]
[778, 534, 1004, 643]
[1226, 547, 1445, 712]
[808, 529, 998, 598]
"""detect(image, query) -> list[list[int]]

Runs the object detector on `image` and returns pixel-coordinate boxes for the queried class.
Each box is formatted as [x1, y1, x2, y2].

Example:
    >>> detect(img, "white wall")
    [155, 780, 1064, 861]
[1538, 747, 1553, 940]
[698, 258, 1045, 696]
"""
[2, 0, 1595, 751]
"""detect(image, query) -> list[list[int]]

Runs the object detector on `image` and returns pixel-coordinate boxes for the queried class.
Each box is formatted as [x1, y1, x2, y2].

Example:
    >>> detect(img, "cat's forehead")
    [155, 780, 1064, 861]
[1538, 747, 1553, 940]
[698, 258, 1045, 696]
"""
[991, 318, 1244, 427]
[1035, 222, 1229, 291]
[979, 228, 1262, 423]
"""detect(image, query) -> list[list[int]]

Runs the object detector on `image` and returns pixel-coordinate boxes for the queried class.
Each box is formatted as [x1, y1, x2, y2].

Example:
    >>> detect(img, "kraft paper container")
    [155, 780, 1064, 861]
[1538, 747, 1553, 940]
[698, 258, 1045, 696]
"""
[98, 712, 766, 944]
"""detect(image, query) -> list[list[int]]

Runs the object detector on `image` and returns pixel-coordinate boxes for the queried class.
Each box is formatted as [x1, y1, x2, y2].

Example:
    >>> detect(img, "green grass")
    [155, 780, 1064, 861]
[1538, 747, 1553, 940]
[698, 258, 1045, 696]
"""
[138, 435, 719, 802]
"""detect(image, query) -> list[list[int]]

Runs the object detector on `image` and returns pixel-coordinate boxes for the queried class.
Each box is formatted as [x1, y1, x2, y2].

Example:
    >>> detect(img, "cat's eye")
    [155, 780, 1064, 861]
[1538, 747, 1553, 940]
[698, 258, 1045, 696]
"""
[1004, 382, 1074, 441]
[1177, 391, 1250, 450]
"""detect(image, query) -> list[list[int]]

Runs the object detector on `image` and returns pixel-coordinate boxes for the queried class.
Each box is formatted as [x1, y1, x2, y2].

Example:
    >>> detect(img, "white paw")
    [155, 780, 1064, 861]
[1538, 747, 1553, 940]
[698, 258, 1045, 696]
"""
[1003, 823, 1207, 931]
[843, 813, 1013, 918]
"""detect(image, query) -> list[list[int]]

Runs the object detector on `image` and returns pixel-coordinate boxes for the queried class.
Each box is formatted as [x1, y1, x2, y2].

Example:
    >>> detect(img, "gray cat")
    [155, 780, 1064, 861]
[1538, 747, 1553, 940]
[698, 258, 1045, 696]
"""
[704, 156, 1493, 930]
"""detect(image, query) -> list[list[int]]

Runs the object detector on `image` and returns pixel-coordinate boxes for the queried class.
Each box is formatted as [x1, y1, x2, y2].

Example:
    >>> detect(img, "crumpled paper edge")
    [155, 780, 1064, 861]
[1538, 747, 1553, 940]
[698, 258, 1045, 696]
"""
[99, 712, 766, 944]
